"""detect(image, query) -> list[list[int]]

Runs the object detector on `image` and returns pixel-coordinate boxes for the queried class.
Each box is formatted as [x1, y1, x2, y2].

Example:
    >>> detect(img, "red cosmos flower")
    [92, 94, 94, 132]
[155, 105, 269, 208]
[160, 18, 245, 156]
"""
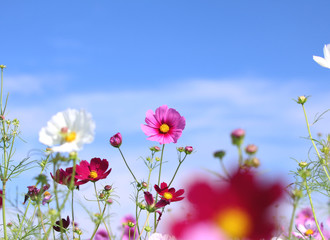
[51, 167, 88, 188]
[75, 158, 111, 182]
[141, 105, 186, 144]
[144, 191, 169, 211]
[154, 182, 184, 202]
[171, 170, 284, 240]
[53, 216, 70, 232]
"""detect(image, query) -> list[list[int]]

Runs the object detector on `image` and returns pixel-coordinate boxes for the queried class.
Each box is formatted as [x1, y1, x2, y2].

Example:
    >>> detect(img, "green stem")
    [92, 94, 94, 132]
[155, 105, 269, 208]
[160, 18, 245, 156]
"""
[90, 198, 109, 240]
[288, 198, 299, 240]
[154, 144, 165, 232]
[304, 178, 325, 240]
[137, 212, 150, 240]
[72, 190, 75, 240]
[37, 205, 48, 239]
[118, 147, 139, 183]
[93, 182, 112, 238]
[168, 156, 186, 187]
[2, 182, 7, 240]
[238, 145, 243, 167]
[302, 105, 330, 182]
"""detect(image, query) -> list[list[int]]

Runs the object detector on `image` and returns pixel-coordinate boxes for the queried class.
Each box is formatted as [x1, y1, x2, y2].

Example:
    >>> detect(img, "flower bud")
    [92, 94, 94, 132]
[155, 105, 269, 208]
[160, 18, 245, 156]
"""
[299, 162, 308, 168]
[214, 150, 226, 160]
[150, 146, 160, 152]
[177, 147, 184, 152]
[251, 157, 260, 168]
[0, 65, 7, 69]
[138, 202, 146, 210]
[245, 144, 258, 155]
[142, 182, 148, 189]
[184, 146, 193, 154]
[0, 115, 4, 121]
[110, 132, 122, 148]
[104, 185, 112, 191]
[297, 96, 307, 105]
[99, 193, 105, 199]
[321, 147, 329, 154]
[127, 221, 135, 228]
[145, 226, 152, 232]
[231, 128, 245, 146]
[7, 222, 12, 227]
[69, 151, 78, 160]
[292, 189, 303, 199]
[155, 157, 160, 162]
[107, 199, 113, 205]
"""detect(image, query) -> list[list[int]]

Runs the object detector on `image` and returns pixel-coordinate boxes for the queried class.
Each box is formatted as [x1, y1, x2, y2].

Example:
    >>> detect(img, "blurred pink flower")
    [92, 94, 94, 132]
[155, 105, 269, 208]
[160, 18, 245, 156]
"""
[141, 105, 185, 144]
[121, 215, 137, 240]
[95, 229, 110, 240]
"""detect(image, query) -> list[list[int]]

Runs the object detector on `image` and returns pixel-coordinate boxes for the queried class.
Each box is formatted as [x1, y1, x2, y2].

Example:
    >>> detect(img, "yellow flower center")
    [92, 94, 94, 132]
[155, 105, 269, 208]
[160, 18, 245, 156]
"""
[159, 123, 170, 133]
[43, 191, 51, 197]
[163, 192, 173, 200]
[305, 229, 314, 236]
[89, 170, 98, 179]
[65, 132, 76, 142]
[215, 208, 252, 238]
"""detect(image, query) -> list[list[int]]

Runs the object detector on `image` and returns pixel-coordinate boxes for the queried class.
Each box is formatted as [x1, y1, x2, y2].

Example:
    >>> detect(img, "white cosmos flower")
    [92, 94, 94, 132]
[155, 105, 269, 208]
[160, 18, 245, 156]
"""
[39, 109, 95, 152]
[148, 233, 177, 240]
[313, 44, 330, 69]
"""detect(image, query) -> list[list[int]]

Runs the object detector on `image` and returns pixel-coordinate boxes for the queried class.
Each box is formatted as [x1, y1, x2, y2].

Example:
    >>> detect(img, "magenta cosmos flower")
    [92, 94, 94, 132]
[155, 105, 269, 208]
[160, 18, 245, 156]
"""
[75, 158, 111, 182]
[141, 105, 186, 144]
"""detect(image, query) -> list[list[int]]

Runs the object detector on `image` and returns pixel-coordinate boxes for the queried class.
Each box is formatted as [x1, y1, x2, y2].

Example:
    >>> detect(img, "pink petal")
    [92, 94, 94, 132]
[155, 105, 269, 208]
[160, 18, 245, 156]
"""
[141, 124, 159, 136]
[98, 159, 109, 173]
[145, 110, 160, 128]
[175, 189, 185, 197]
[155, 105, 169, 123]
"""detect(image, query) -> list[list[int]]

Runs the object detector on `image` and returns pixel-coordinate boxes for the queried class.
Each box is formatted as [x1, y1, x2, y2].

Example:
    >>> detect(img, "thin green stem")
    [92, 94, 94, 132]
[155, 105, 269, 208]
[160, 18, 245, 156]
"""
[90, 199, 109, 240]
[288, 198, 299, 240]
[93, 182, 112, 239]
[137, 212, 150, 240]
[154, 144, 165, 232]
[304, 178, 325, 240]
[302, 105, 330, 182]
[168, 157, 185, 187]
[118, 147, 139, 183]
[238, 145, 243, 167]
[72, 190, 75, 240]
[37, 205, 48, 239]
[15, 200, 31, 240]
[2, 182, 7, 240]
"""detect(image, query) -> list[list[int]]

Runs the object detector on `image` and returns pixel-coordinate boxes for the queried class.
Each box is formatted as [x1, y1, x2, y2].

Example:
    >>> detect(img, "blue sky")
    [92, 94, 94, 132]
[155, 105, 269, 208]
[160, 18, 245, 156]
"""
[1, 0, 330, 237]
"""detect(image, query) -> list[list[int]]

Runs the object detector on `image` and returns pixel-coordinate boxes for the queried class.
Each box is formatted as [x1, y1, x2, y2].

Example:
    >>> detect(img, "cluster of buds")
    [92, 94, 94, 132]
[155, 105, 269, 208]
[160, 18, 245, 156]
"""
[243, 157, 261, 168]
[98, 185, 113, 201]
[23, 184, 51, 205]
[177, 146, 194, 155]
[150, 146, 161, 152]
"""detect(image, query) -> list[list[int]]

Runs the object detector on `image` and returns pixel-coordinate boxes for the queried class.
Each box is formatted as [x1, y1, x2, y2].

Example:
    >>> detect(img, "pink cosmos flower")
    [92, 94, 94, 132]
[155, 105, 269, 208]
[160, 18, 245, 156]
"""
[94, 229, 110, 240]
[141, 105, 185, 144]
[121, 215, 137, 240]
[110, 132, 122, 148]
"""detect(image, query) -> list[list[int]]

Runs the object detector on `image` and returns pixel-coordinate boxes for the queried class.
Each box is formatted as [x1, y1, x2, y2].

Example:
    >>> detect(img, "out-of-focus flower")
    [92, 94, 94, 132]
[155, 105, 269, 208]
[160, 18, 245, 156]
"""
[121, 215, 137, 240]
[53, 216, 70, 232]
[109, 132, 122, 148]
[231, 128, 245, 146]
[171, 171, 283, 240]
[313, 44, 330, 69]
[144, 191, 170, 212]
[148, 233, 177, 240]
[42, 191, 52, 205]
[23, 184, 50, 204]
[184, 146, 193, 154]
[0, 190, 3, 208]
[75, 158, 111, 182]
[94, 229, 110, 240]
[50, 167, 88, 188]
[141, 105, 186, 144]
[292, 208, 325, 240]
[39, 109, 95, 152]
[154, 182, 184, 202]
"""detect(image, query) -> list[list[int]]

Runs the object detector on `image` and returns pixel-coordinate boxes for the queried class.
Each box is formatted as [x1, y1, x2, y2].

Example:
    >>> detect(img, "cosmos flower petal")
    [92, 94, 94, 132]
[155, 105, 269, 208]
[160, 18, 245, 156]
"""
[145, 110, 161, 128]
[155, 105, 169, 123]
[141, 124, 159, 136]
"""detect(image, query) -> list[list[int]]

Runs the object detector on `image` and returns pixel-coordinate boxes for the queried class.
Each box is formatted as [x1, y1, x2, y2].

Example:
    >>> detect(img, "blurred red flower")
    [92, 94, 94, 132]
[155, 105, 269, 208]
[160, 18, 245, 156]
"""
[171, 170, 284, 240]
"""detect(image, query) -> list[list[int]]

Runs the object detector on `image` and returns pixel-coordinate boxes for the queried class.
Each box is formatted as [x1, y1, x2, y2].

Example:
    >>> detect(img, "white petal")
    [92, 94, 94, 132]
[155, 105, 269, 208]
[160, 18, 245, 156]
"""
[313, 56, 330, 69]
